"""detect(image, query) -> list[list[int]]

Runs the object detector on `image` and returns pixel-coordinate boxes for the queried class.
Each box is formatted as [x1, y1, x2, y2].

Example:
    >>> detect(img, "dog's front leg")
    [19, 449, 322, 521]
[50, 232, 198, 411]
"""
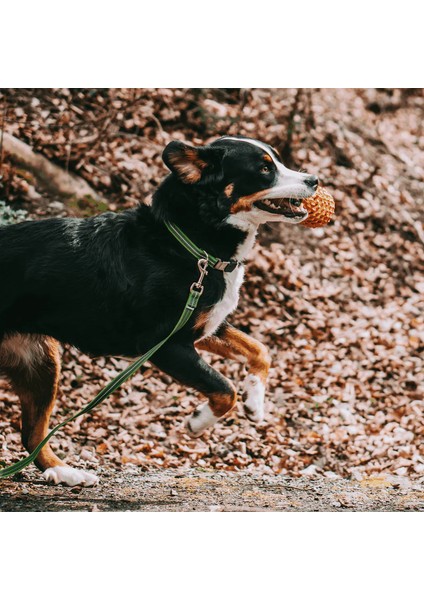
[195, 323, 271, 423]
[152, 342, 237, 438]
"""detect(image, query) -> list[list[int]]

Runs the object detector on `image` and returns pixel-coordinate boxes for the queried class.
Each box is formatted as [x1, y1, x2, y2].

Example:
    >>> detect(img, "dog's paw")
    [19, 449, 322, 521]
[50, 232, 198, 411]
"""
[43, 466, 99, 487]
[242, 374, 265, 422]
[185, 402, 218, 438]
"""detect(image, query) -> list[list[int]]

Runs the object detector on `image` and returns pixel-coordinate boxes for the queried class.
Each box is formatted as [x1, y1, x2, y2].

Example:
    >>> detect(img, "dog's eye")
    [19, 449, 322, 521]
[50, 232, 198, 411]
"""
[261, 165, 271, 174]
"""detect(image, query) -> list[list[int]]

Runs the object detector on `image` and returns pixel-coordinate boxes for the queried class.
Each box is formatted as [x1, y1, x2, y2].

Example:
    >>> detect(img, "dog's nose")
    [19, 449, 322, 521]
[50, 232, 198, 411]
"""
[305, 175, 319, 190]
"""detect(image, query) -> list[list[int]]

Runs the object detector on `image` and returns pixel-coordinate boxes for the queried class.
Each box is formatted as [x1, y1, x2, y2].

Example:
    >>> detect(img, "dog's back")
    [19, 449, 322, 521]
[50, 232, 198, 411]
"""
[0, 212, 146, 346]
[0, 218, 76, 338]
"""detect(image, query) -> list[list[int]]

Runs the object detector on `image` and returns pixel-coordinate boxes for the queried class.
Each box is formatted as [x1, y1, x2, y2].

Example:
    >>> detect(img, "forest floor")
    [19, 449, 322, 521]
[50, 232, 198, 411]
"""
[1, 467, 424, 512]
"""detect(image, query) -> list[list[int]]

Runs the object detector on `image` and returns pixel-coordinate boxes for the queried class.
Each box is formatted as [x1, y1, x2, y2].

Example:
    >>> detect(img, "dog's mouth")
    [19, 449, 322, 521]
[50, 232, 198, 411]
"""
[254, 197, 308, 218]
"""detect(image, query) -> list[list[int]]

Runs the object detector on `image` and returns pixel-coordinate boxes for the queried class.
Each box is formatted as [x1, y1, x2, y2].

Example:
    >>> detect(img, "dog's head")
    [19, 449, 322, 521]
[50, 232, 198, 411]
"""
[158, 136, 318, 227]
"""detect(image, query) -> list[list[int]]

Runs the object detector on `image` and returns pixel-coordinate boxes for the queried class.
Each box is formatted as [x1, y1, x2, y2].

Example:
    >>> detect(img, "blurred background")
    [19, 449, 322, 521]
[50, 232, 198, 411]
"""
[0, 88, 423, 482]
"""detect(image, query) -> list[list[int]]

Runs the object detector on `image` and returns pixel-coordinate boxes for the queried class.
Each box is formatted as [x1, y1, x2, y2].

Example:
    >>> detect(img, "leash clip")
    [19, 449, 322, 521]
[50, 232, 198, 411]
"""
[190, 256, 209, 295]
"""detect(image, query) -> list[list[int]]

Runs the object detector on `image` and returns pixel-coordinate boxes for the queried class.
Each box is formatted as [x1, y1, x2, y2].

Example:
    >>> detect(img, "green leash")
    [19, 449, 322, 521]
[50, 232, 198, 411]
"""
[0, 226, 214, 479]
[164, 221, 242, 272]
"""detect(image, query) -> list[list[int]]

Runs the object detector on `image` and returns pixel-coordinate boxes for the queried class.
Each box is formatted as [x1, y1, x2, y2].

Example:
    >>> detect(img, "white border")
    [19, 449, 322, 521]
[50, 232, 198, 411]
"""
[1, 2, 422, 597]
[1, 1, 422, 87]
[1, 514, 422, 599]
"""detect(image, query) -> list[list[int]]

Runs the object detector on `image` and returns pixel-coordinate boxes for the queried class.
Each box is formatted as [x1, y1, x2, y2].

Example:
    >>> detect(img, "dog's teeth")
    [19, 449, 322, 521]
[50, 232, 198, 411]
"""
[261, 199, 284, 212]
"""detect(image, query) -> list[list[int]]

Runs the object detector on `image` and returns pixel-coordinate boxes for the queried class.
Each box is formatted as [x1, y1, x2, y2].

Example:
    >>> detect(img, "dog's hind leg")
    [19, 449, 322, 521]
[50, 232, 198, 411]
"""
[152, 342, 237, 438]
[196, 323, 271, 423]
[0, 334, 98, 486]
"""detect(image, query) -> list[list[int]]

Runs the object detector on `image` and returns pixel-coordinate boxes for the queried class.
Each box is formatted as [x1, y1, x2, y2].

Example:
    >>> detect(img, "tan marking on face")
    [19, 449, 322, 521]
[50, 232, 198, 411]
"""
[224, 183, 234, 198]
[168, 147, 208, 184]
[263, 153, 273, 162]
[230, 188, 272, 213]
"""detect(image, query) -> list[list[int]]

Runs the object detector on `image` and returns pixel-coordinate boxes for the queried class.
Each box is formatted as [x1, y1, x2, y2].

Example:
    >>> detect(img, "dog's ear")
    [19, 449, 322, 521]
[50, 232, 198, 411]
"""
[162, 141, 225, 184]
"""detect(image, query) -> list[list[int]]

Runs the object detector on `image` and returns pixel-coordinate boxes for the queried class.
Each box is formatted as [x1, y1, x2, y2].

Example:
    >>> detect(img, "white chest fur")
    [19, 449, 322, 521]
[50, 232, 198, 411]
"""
[202, 266, 245, 338]
[201, 221, 257, 339]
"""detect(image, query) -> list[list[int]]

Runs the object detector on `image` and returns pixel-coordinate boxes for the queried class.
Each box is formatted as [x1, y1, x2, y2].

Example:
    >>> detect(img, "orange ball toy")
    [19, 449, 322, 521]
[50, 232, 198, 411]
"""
[301, 186, 335, 228]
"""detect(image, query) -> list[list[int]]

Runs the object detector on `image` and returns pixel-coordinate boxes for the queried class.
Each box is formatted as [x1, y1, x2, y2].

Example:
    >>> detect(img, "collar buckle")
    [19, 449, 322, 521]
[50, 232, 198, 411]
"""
[164, 221, 242, 274]
[214, 260, 240, 273]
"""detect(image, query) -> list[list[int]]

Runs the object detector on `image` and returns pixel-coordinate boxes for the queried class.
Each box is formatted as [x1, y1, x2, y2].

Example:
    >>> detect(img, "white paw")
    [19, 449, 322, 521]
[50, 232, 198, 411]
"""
[43, 466, 99, 487]
[243, 374, 265, 422]
[186, 402, 218, 438]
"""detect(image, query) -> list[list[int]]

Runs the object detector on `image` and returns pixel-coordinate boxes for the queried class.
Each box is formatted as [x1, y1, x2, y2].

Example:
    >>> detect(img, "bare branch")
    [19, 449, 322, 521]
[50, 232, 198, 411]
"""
[2, 132, 103, 201]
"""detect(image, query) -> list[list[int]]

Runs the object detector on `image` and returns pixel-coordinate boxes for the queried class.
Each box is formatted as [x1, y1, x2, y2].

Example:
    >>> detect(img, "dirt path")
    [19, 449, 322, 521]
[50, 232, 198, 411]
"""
[1, 468, 423, 511]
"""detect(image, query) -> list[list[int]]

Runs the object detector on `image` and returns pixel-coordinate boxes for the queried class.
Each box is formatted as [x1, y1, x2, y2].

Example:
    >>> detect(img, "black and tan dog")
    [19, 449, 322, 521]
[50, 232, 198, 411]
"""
[0, 136, 318, 486]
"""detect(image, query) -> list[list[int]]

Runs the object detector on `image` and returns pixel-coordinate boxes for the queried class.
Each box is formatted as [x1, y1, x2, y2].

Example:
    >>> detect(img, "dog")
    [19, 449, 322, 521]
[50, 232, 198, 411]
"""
[0, 135, 318, 486]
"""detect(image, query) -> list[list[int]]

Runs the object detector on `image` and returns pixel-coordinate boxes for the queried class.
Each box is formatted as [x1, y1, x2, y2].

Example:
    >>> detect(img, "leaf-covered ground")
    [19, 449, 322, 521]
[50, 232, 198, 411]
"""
[0, 88, 423, 485]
